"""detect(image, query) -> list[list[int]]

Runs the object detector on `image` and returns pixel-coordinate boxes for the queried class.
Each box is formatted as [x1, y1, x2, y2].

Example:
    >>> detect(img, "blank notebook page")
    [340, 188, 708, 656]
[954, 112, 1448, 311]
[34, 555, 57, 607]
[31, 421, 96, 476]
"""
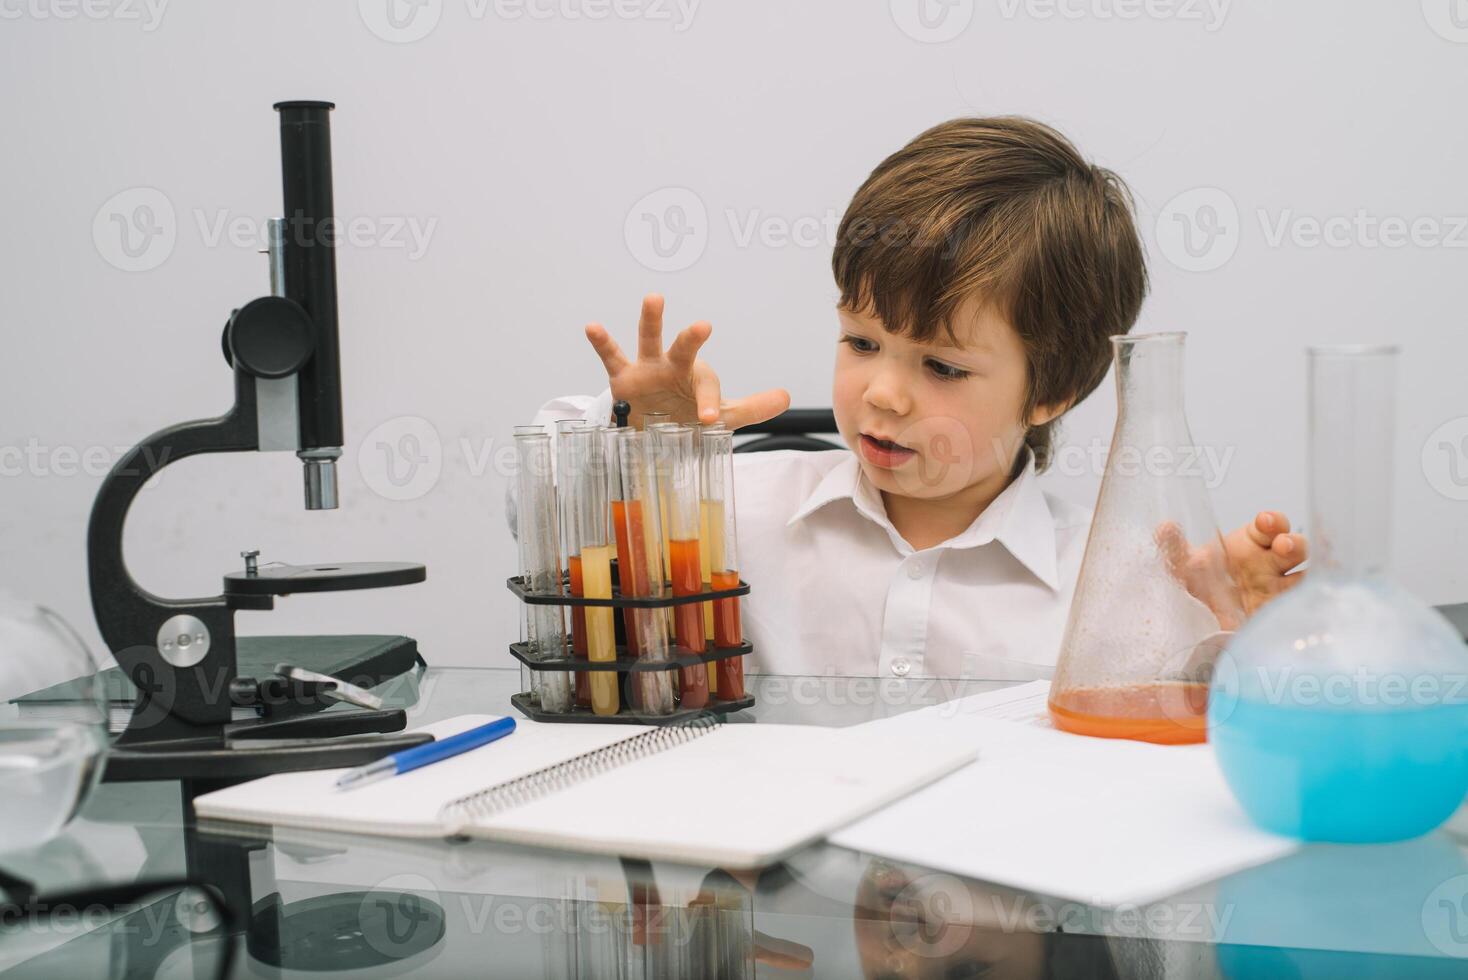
[194, 715, 976, 869]
[465, 723, 975, 868]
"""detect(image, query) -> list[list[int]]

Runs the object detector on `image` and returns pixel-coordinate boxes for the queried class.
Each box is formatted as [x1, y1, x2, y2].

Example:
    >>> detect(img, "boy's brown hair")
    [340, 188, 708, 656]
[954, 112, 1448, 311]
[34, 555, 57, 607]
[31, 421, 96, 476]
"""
[832, 116, 1147, 471]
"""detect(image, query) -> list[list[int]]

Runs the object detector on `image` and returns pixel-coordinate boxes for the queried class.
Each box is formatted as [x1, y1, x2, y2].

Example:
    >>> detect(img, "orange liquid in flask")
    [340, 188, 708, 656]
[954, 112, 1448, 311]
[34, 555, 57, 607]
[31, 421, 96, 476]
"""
[1048, 682, 1210, 745]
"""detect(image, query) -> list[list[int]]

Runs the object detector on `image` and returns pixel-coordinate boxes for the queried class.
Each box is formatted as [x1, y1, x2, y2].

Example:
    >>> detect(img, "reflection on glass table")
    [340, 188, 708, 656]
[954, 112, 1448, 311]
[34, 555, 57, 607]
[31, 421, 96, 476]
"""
[3, 667, 1467, 978]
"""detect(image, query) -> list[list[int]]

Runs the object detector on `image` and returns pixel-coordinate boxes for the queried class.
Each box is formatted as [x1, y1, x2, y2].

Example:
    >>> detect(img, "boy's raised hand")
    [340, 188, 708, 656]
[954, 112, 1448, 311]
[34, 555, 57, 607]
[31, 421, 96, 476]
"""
[584, 293, 791, 430]
[1157, 511, 1307, 631]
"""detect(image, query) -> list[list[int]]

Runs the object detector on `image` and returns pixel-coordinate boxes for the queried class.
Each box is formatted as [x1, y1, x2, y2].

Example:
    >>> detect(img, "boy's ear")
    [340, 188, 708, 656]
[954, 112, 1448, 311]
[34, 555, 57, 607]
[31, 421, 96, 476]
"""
[1027, 398, 1073, 429]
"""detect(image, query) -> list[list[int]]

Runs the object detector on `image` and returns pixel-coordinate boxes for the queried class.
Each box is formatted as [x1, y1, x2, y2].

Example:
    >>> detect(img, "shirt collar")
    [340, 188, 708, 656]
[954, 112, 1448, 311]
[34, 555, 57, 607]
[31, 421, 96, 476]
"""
[786, 450, 1061, 591]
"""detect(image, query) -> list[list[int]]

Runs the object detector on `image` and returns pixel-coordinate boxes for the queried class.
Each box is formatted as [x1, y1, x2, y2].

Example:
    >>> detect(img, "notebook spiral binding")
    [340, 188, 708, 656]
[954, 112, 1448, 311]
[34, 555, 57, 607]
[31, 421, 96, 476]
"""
[439, 717, 721, 831]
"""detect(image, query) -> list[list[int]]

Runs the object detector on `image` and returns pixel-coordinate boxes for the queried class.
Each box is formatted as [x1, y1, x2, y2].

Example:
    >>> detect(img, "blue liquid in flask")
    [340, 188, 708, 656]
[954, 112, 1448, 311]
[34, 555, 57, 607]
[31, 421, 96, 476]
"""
[1210, 696, 1468, 843]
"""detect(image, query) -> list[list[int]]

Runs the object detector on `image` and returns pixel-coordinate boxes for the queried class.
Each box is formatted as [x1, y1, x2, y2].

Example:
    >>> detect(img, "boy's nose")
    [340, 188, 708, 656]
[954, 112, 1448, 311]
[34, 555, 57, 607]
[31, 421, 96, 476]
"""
[863, 371, 911, 416]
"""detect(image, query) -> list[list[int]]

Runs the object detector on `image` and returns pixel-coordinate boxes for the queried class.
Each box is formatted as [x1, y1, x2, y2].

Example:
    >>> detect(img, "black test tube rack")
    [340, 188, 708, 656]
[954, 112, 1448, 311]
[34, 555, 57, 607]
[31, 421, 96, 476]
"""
[506, 563, 756, 724]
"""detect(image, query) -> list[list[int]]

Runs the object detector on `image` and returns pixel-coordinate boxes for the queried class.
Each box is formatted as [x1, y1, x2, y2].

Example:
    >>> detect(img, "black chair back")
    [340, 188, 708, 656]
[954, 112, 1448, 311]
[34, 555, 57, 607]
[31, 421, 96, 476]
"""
[734, 409, 841, 454]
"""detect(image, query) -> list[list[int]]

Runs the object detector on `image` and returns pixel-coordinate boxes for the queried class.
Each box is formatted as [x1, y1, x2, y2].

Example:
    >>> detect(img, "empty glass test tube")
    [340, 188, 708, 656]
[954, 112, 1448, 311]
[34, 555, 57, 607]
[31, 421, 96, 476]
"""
[512, 425, 546, 703]
[514, 431, 572, 713]
[556, 420, 593, 709]
[615, 429, 676, 716]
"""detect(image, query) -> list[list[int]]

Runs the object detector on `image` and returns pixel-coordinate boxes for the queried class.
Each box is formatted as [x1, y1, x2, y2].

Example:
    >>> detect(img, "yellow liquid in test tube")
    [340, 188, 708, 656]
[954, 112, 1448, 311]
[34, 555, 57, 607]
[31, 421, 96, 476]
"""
[579, 544, 619, 716]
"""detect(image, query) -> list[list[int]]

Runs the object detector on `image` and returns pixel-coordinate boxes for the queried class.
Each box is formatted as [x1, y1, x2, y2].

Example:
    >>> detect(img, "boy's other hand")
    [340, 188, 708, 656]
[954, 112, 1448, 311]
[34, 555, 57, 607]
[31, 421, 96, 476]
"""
[1155, 510, 1306, 632]
[1225, 510, 1307, 615]
[584, 293, 791, 430]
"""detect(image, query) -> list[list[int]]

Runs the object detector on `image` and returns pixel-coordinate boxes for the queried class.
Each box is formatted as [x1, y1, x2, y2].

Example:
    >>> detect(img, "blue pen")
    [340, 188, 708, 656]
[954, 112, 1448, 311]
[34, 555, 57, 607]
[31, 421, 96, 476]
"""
[335, 717, 517, 790]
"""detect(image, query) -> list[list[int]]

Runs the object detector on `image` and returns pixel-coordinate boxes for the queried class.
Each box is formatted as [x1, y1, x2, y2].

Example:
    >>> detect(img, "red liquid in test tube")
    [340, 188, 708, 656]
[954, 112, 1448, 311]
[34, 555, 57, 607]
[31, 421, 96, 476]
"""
[669, 537, 709, 708]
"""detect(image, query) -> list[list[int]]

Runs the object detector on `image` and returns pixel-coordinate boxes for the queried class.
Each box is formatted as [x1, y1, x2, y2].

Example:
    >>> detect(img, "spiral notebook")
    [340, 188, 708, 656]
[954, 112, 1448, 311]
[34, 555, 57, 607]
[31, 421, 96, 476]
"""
[192, 714, 976, 869]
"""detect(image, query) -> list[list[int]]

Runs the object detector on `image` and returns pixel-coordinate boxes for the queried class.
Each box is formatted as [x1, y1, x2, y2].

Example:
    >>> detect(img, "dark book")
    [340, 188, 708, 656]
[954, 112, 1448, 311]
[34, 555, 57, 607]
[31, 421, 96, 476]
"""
[14, 635, 421, 725]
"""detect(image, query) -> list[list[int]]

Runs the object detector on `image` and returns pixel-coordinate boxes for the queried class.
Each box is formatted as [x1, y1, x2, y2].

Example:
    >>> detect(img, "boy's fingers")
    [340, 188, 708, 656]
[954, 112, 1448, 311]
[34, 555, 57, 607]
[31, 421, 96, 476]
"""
[1272, 532, 1307, 570]
[1246, 511, 1290, 549]
[1153, 520, 1191, 577]
[693, 368, 722, 423]
[667, 322, 712, 372]
[721, 388, 791, 430]
[637, 293, 666, 361]
[585, 323, 630, 377]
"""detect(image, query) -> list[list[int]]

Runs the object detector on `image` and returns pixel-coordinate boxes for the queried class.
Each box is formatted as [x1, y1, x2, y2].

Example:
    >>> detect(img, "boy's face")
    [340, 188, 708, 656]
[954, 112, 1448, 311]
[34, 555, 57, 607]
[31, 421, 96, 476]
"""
[832, 296, 1039, 504]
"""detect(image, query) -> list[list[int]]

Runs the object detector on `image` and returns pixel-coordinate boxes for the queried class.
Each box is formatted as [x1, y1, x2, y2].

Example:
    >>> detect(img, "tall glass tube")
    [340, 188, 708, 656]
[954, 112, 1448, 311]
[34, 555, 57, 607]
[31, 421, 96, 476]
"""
[513, 425, 546, 703]
[576, 429, 620, 716]
[702, 430, 745, 700]
[616, 429, 676, 716]
[556, 420, 593, 709]
[662, 426, 710, 709]
[514, 432, 572, 713]
[1307, 346, 1395, 579]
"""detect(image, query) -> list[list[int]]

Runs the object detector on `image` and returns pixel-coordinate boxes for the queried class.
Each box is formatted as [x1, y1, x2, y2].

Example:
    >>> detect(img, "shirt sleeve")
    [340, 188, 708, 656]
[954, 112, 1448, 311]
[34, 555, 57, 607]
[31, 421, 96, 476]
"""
[505, 387, 614, 543]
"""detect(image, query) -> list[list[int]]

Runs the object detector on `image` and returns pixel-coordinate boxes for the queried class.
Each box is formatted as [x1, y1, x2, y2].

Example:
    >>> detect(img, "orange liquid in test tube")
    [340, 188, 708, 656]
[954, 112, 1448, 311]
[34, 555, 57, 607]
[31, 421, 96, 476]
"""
[699, 499, 716, 692]
[668, 537, 709, 708]
[567, 555, 591, 708]
[710, 569, 744, 699]
[611, 500, 645, 658]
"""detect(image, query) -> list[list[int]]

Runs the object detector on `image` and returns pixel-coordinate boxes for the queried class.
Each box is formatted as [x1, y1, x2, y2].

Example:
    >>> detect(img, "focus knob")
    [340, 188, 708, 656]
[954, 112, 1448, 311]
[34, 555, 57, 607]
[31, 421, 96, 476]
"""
[224, 296, 315, 379]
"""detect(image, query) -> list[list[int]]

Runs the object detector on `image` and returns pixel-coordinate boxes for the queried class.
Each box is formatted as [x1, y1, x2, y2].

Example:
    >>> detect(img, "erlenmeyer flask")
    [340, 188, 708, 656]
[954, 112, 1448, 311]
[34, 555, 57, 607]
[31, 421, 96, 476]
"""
[1048, 332, 1244, 744]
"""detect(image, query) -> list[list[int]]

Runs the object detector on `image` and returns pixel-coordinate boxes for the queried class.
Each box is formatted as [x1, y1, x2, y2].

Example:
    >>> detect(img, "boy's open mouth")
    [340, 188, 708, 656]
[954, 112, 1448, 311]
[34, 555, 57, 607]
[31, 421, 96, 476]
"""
[859, 432, 916, 468]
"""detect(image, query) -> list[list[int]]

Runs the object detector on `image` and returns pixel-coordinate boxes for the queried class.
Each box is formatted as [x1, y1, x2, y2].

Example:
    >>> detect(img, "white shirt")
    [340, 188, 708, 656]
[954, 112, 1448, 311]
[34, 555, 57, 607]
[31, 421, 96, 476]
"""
[512, 390, 1093, 680]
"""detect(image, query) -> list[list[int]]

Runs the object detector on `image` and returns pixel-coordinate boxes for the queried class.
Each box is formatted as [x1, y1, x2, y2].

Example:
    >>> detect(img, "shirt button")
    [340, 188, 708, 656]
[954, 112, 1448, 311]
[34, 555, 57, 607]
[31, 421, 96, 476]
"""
[906, 561, 925, 580]
[891, 658, 911, 677]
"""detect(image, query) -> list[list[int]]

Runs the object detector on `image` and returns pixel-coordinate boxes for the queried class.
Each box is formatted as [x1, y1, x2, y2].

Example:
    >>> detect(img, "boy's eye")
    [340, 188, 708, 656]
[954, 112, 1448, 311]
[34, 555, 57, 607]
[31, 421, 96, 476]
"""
[927, 359, 970, 381]
[841, 335, 877, 354]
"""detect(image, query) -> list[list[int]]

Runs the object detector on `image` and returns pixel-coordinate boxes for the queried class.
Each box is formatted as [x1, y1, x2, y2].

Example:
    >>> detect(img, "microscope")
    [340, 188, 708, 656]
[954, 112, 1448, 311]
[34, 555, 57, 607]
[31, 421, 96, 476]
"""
[88, 102, 432, 782]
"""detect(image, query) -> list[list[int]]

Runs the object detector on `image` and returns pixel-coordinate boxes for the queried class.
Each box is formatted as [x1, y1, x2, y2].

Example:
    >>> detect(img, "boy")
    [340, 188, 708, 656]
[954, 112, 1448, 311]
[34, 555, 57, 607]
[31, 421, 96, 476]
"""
[527, 117, 1303, 680]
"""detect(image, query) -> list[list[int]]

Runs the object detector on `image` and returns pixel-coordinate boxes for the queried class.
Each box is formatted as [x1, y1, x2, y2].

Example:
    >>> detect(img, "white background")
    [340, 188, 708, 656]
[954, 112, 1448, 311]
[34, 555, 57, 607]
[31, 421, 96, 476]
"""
[3, 0, 1467, 671]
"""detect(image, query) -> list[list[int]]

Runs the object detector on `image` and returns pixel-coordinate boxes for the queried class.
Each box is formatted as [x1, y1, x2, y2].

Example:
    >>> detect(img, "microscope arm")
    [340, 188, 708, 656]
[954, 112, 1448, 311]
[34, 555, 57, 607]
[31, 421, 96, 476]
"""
[86, 369, 260, 728]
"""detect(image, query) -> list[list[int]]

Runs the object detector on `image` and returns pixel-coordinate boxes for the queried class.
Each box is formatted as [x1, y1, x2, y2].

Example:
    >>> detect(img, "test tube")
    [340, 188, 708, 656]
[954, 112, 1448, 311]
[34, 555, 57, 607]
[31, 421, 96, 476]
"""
[648, 423, 682, 585]
[605, 428, 644, 667]
[514, 431, 572, 713]
[615, 429, 676, 716]
[513, 425, 546, 704]
[702, 430, 745, 700]
[661, 425, 710, 709]
[575, 428, 620, 716]
[556, 420, 593, 709]
[697, 422, 725, 691]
